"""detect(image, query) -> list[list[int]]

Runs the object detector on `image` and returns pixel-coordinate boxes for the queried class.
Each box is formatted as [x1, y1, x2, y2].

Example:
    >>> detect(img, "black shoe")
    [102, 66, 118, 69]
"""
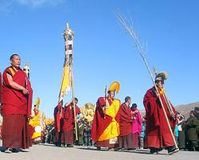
[113, 148, 120, 151]
[96, 146, 101, 150]
[168, 147, 179, 155]
[67, 144, 73, 147]
[11, 148, 19, 153]
[157, 148, 163, 152]
[2, 148, 12, 153]
[150, 148, 159, 154]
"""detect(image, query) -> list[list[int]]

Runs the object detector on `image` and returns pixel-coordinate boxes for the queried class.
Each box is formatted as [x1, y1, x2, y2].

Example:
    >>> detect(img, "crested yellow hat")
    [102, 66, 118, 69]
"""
[108, 81, 120, 93]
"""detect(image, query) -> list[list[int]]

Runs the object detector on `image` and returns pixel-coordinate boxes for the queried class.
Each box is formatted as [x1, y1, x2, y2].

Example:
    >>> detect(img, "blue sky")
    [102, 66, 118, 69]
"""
[0, 0, 199, 118]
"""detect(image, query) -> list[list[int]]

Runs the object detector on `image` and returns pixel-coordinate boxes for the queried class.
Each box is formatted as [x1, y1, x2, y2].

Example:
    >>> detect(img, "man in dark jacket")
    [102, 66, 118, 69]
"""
[185, 110, 199, 151]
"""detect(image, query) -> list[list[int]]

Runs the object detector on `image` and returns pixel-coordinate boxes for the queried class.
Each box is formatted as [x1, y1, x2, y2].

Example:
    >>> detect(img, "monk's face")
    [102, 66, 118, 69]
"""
[73, 100, 78, 105]
[11, 55, 21, 68]
[34, 108, 39, 115]
[156, 80, 164, 89]
[108, 91, 115, 98]
[128, 98, 131, 105]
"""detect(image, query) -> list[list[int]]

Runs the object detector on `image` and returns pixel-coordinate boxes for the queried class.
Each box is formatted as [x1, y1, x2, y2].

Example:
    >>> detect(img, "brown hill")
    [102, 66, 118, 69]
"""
[175, 102, 199, 119]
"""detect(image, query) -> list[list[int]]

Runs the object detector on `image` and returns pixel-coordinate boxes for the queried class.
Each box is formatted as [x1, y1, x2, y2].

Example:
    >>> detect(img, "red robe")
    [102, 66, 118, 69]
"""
[91, 97, 120, 147]
[54, 103, 63, 133]
[2, 66, 32, 116]
[62, 103, 80, 132]
[143, 87, 176, 149]
[119, 103, 132, 136]
[1, 66, 33, 148]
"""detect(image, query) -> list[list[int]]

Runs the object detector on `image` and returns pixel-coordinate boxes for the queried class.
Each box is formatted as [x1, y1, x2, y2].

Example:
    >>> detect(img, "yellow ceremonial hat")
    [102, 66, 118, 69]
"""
[108, 81, 120, 94]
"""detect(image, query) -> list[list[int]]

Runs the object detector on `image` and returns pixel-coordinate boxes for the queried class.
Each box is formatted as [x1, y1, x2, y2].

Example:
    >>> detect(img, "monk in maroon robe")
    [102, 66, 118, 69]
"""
[143, 72, 178, 154]
[1, 54, 33, 153]
[62, 98, 80, 147]
[118, 96, 133, 150]
[54, 100, 63, 147]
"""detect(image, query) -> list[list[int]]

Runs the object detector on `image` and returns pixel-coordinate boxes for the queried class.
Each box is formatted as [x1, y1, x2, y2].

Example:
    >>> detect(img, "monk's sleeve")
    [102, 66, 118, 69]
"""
[119, 106, 132, 123]
[144, 89, 160, 127]
[3, 69, 11, 86]
[97, 97, 106, 107]
[96, 97, 106, 117]
[143, 90, 157, 117]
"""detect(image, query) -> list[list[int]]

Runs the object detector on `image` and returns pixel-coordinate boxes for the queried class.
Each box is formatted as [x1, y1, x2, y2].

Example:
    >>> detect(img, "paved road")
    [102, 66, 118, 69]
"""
[0, 143, 198, 160]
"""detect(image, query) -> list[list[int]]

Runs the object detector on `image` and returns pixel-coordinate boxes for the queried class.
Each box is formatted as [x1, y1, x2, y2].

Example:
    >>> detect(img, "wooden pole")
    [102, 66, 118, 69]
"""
[62, 23, 78, 141]
[117, 14, 178, 149]
[71, 66, 78, 141]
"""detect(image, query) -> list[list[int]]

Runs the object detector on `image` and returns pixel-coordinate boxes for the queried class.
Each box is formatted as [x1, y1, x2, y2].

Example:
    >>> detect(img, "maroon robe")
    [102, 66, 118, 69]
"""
[62, 103, 80, 145]
[54, 103, 64, 145]
[54, 103, 63, 133]
[1, 66, 33, 149]
[143, 87, 176, 149]
[119, 103, 132, 136]
[118, 103, 133, 149]
[91, 97, 120, 148]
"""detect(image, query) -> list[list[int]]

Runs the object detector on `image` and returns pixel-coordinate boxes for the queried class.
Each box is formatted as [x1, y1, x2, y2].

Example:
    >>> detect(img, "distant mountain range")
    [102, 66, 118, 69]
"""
[175, 102, 199, 119]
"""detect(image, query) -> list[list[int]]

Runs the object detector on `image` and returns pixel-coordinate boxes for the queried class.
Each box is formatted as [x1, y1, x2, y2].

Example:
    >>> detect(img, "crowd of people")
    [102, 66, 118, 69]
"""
[0, 54, 199, 155]
[175, 109, 199, 151]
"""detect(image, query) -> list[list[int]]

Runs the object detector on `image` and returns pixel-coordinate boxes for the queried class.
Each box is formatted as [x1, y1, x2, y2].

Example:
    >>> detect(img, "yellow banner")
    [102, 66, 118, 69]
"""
[59, 64, 72, 101]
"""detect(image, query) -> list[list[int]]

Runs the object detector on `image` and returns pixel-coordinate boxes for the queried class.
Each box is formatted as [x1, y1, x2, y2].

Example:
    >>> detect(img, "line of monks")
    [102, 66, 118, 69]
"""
[54, 78, 179, 155]
[0, 54, 179, 155]
[91, 78, 178, 155]
[54, 98, 80, 147]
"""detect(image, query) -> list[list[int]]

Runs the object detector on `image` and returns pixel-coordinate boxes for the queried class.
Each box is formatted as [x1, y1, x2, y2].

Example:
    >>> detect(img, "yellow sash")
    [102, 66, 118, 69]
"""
[98, 99, 120, 141]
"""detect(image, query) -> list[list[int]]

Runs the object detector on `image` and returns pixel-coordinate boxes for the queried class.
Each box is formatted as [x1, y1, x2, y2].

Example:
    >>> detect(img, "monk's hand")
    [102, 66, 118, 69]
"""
[22, 88, 29, 95]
